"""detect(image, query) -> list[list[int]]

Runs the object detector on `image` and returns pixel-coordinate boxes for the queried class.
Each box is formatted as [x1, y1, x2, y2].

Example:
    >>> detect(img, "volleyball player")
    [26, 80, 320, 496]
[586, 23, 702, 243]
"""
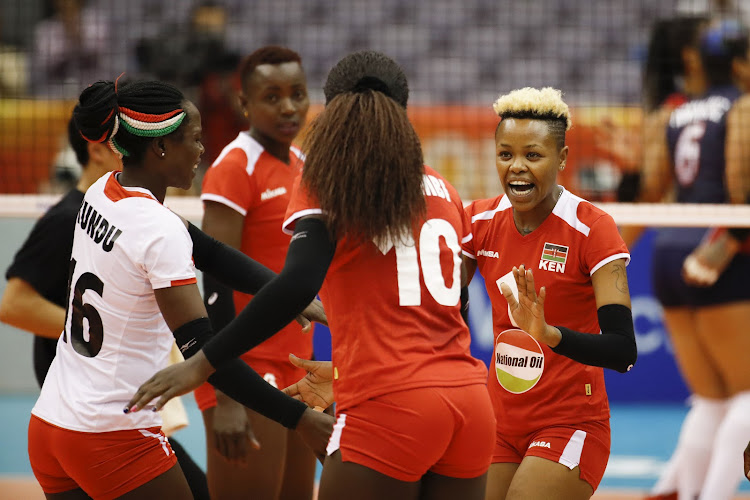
[194, 45, 316, 500]
[27, 79, 332, 500]
[2, 108, 214, 499]
[636, 19, 750, 500]
[128, 50, 496, 500]
[280, 87, 637, 500]
[466, 88, 636, 500]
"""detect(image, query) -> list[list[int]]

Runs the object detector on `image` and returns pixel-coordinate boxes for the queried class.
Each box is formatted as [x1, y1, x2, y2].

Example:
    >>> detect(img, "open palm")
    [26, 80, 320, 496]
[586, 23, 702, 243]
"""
[282, 354, 334, 410]
[499, 265, 550, 343]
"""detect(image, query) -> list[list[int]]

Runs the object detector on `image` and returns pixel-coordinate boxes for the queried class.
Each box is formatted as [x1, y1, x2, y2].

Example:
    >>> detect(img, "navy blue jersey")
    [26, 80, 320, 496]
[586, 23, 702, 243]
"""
[658, 85, 741, 250]
[666, 85, 741, 204]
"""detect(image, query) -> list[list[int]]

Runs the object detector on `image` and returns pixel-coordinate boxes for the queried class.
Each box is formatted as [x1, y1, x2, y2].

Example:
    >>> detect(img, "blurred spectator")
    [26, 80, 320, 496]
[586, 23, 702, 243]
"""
[29, 0, 113, 99]
[0, 11, 28, 97]
[0, 43, 28, 97]
[136, 1, 246, 165]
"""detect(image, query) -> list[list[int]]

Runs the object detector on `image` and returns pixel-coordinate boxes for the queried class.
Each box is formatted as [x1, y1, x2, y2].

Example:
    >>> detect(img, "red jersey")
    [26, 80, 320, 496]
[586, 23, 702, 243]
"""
[463, 188, 629, 433]
[283, 166, 488, 412]
[201, 132, 312, 362]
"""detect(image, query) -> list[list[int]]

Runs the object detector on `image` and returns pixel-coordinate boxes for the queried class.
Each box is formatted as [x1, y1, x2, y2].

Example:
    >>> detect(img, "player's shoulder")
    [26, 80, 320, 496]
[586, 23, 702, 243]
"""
[422, 165, 460, 200]
[552, 189, 613, 237]
[466, 195, 510, 224]
[209, 132, 261, 173]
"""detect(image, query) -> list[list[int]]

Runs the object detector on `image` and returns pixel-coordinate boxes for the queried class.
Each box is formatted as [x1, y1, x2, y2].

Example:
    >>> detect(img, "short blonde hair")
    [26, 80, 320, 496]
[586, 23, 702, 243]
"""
[492, 87, 572, 130]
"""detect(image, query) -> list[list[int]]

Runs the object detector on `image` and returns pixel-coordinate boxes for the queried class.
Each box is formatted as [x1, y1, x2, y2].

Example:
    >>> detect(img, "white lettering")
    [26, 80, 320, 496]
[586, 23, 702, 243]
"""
[669, 96, 732, 128]
[422, 174, 452, 201]
[529, 441, 551, 449]
[477, 249, 499, 258]
[260, 187, 287, 201]
[539, 261, 566, 273]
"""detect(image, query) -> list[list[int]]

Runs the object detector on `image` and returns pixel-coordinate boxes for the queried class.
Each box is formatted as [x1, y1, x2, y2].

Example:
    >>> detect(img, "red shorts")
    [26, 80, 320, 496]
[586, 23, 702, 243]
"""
[28, 415, 176, 499]
[327, 384, 496, 482]
[194, 355, 306, 411]
[492, 419, 610, 491]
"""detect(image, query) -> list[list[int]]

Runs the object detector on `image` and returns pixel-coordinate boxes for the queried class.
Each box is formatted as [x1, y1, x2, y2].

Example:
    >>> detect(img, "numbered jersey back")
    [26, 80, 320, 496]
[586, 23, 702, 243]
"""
[666, 84, 740, 203]
[283, 166, 487, 412]
[32, 172, 196, 433]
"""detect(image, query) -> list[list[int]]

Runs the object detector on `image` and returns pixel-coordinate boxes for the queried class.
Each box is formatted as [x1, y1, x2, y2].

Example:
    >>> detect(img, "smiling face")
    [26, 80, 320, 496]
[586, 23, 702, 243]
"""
[241, 61, 309, 151]
[163, 100, 204, 190]
[495, 117, 568, 230]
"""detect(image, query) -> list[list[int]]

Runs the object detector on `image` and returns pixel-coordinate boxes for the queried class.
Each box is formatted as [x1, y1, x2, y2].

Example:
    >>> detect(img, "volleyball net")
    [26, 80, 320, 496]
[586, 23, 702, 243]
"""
[0, 195, 748, 228]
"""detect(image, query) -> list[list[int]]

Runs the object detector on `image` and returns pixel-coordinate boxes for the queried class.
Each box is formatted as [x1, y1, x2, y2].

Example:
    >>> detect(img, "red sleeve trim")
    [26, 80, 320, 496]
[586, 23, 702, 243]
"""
[171, 277, 197, 287]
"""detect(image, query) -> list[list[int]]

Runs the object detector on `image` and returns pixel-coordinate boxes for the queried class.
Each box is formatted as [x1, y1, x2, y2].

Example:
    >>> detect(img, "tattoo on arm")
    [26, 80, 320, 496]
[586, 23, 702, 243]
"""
[611, 262, 629, 294]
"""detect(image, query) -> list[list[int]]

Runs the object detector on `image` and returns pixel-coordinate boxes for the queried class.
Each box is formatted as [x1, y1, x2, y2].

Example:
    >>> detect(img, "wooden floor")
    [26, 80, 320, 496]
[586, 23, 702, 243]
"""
[3, 478, 750, 500]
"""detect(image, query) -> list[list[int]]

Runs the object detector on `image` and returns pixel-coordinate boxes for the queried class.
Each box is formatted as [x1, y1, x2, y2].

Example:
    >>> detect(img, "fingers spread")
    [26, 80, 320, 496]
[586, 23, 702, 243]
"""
[499, 282, 517, 307]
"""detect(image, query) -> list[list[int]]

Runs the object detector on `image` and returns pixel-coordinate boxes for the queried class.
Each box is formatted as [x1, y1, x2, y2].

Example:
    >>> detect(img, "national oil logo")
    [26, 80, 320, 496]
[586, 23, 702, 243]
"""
[495, 328, 545, 394]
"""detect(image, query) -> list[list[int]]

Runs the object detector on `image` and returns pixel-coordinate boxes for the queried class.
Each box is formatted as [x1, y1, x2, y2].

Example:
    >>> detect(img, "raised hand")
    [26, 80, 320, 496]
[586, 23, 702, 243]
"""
[282, 354, 334, 410]
[498, 265, 558, 346]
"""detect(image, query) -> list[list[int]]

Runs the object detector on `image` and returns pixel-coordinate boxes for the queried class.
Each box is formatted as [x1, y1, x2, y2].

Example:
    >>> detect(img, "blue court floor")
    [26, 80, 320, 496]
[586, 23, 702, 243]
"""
[2, 395, 749, 496]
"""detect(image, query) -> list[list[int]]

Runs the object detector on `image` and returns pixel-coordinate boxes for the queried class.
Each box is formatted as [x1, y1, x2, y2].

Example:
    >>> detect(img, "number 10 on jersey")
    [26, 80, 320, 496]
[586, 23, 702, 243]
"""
[378, 219, 462, 307]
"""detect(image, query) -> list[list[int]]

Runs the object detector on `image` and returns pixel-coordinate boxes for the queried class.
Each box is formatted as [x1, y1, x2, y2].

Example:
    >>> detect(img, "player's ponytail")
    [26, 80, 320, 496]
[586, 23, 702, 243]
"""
[74, 81, 119, 146]
[303, 51, 425, 247]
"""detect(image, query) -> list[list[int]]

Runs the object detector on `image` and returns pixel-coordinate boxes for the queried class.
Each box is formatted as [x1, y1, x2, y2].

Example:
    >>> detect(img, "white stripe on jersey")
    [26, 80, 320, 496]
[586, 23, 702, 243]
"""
[471, 197, 511, 223]
[552, 189, 591, 237]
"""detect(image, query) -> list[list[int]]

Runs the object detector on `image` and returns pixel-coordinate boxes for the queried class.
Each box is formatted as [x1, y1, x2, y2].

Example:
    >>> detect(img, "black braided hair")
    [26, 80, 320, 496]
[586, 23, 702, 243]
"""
[323, 51, 409, 108]
[73, 80, 187, 165]
[67, 105, 89, 167]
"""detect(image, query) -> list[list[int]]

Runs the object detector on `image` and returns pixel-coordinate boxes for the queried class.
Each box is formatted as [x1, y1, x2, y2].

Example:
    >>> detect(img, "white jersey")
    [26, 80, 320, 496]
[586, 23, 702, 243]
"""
[32, 172, 196, 432]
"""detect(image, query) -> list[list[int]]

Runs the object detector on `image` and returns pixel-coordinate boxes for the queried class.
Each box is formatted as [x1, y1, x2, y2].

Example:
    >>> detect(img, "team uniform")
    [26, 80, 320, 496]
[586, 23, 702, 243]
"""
[5, 188, 84, 387]
[29, 172, 197, 499]
[656, 84, 750, 306]
[194, 132, 310, 409]
[283, 166, 495, 481]
[463, 188, 630, 490]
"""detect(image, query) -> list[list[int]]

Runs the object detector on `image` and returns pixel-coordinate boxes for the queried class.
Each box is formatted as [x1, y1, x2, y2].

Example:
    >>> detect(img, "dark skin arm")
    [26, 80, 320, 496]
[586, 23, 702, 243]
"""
[152, 282, 332, 462]
[201, 201, 260, 461]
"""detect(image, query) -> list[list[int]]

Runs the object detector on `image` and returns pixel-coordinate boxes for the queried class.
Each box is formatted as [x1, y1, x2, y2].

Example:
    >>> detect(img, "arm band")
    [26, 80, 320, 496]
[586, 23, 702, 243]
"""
[551, 304, 637, 373]
[188, 222, 276, 294]
[202, 218, 336, 368]
[460, 286, 470, 325]
[202, 273, 236, 331]
[172, 317, 307, 428]
[616, 172, 641, 202]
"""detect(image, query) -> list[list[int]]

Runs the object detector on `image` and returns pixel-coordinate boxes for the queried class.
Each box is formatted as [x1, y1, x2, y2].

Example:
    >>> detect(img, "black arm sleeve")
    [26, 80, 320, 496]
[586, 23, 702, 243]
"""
[202, 218, 335, 369]
[173, 318, 307, 428]
[188, 222, 276, 295]
[202, 273, 236, 332]
[551, 304, 637, 373]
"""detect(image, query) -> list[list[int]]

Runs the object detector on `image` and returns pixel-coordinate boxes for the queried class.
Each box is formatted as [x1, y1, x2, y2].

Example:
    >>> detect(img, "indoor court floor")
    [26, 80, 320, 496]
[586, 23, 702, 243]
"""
[1, 395, 749, 499]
